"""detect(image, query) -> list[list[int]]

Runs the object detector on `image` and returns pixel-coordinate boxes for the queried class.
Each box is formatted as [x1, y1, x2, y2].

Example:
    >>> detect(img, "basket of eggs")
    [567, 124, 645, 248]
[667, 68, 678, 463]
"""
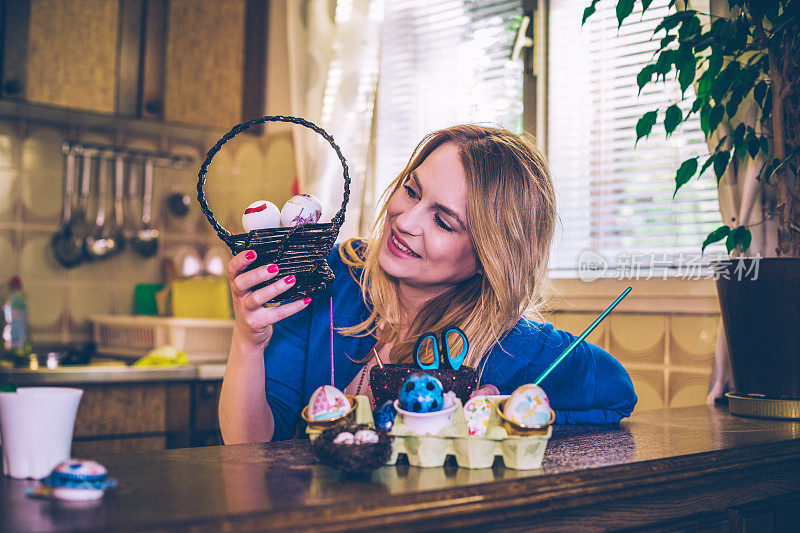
[197, 115, 350, 303]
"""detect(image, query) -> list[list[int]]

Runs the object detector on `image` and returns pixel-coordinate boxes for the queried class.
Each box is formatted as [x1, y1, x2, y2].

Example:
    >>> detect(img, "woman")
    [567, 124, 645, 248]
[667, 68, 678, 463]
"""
[220, 125, 637, 444]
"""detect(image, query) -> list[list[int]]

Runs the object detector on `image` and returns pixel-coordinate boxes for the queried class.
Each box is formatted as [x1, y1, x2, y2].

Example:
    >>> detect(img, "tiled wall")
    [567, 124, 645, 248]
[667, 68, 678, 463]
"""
[0, 116, 295, 345]
[548, 311, 719, 412]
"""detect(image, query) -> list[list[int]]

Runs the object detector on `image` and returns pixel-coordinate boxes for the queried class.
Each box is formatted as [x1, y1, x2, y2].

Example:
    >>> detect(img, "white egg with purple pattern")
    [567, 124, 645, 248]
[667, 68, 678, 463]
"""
[504, 384, 551, 428]
[242, 200, 281, 232]
[280, 194, 323, 227]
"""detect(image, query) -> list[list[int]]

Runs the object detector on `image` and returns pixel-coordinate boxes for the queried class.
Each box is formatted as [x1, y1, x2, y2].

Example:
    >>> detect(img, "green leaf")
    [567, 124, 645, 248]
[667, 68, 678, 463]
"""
[678, 53, 696, 94]
[678, 15, 702, 42]
[616, 0, 635, 28]
[637, 64, 657, 94]
[699, 153, 716, 178]
[655, 49, 677, 78]
[697, 73, 713, 100]
[660, 34, 677, 49]
[664, 104, 683, 135]
[726, 226, 752, 253]
[760, 136, 770, 155]
[642, 0, 654, 13]
[700, 103, 712, 137]
[702, 225, 730, 253]
[746, 129, 760, 159]
[690, 97, 704, 115]
[674, 157, 698, 198]
[713, 150, 731, 182]
[636, 111, 659, 145]
[707, 46, 723, 77]
[709, 104, 726, 136]
[582, 0, 600, 26]
[754, 80, 769, 107]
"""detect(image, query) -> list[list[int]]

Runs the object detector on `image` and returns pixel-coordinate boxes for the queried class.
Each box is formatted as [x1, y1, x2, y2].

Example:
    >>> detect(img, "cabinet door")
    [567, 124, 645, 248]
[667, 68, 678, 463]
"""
[25, 0, 120, 114]
[162, 0, 247, 129]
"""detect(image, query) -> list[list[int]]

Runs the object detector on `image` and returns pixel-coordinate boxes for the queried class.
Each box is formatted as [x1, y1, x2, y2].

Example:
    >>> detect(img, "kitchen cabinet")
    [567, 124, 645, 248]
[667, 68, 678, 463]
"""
[1, 0, 268, 130]
[67, 379, 222, 456]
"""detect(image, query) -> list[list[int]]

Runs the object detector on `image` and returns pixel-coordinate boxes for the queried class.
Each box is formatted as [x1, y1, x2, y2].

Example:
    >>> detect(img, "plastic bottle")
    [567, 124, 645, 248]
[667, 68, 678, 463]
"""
[1, 276, 31, 359]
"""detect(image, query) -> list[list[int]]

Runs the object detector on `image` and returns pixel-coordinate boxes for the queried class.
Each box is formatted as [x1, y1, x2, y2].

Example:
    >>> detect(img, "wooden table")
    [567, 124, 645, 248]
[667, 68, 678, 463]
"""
[3, 405, 800, 532]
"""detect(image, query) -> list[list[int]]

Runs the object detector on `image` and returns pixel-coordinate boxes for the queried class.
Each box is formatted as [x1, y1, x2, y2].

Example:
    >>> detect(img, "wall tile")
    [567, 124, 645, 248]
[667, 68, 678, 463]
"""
[68, 285, 114, 326]
[20, 232, 66, 283]
[26, 282, 65, 330]
[609, 314, 666, 364]
[549, 312, 606, 348]
[628, 369, 665, 412]
[670, 315, 719, 368]
[669, 371, 711, 408]
[21, 126, 64, 223]
[0, 231, 16, 281]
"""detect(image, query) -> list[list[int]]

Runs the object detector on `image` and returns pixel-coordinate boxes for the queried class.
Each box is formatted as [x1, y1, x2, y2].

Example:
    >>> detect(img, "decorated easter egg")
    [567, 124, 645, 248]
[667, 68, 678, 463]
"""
[504, 384, 551, 428]
[280, 194, 323, 227]
[398, 373, 444, 413]
[463, 396, 494, 437]
[38, 459, 118, 502]
[373, 400, 397, 431]
[308, 385, 350, 421]
[353, 429, 380, 444]
[242, 200, 281, 232]
[333, 432, 354, 445]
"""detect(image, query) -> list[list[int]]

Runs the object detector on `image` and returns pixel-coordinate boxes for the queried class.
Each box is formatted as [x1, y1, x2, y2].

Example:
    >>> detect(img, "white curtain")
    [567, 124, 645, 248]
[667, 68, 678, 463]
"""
[285, 0, 383, 239]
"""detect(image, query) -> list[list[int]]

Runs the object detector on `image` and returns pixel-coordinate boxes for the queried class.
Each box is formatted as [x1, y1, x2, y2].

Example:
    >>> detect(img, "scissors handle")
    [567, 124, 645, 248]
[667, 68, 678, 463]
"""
[442, 326, 468, 370]
[414, 332, 441, 370]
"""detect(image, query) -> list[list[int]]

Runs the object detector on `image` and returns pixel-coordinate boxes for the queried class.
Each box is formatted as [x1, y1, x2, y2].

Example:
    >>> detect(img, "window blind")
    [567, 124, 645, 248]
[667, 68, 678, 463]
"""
[375, 0, 524, 196]
[547, 0, 724, 278]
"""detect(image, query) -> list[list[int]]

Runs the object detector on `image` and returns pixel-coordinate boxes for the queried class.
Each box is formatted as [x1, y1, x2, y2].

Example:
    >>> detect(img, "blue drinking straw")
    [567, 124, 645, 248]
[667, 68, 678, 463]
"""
[534, 287, 632, 386]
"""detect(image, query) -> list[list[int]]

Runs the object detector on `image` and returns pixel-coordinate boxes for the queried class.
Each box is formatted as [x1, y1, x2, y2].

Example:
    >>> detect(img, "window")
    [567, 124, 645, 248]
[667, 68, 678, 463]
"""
[375, 0, 524, 197]
[546, 0, 723, 278]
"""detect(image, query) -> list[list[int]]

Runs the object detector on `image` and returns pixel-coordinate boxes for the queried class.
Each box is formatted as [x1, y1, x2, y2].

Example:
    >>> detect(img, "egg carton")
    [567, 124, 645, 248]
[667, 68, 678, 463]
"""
[307, 396, 551, 470]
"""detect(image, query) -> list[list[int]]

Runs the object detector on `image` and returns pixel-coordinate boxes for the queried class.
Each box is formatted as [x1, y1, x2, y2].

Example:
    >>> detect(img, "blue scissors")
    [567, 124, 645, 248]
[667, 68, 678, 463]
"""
[413, 326, 469, 371]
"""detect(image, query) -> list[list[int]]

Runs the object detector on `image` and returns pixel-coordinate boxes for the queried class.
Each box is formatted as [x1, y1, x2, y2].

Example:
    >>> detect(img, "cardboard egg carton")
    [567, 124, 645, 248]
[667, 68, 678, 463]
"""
[307, 395, 551, 470]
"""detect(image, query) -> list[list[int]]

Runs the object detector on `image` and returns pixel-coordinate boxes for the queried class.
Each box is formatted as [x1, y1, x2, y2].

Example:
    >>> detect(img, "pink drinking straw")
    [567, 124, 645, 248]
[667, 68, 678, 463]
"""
[373, 348, 384, 369]
[330, 297, 335, 386]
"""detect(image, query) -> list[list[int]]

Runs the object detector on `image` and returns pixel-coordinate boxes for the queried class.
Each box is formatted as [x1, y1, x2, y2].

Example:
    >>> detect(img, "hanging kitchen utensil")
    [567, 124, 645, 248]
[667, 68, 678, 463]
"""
[107, 154, 127, 254]
[130, 157, 159, 257]
[84, 152, 120, 260]
[51, 146, 84, 268]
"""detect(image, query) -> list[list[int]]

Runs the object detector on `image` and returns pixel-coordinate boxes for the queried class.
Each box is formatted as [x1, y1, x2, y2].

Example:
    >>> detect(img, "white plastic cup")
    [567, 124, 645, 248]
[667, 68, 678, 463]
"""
[394, 399, 457, 436]
[0, 387, 83, 479]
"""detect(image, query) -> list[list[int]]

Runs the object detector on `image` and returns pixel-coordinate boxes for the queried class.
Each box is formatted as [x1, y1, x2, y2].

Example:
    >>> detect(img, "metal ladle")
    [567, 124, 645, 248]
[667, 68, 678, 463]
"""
[130, 157, 159, 257]
[107, 154, 127, 255]
[84, 152, 120, 260]
[51, 147, 84, 268]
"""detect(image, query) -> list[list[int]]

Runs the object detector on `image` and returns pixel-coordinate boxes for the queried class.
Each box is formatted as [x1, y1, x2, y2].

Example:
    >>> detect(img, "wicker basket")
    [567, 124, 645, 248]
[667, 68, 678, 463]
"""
[197, 115, 350, 303]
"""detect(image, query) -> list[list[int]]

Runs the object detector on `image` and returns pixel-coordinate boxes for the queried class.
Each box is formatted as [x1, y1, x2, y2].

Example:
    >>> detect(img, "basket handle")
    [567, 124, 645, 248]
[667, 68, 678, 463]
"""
[197, 115, 351, 246]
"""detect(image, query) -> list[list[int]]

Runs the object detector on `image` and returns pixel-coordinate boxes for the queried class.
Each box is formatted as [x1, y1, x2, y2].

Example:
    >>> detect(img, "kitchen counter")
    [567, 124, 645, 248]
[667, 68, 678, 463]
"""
[0, 362, 226, 385]
[3, 405, 800, 532]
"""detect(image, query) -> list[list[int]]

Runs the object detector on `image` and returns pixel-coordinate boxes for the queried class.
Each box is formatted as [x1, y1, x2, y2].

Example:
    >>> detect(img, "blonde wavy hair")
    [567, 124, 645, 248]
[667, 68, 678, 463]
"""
[339, 124, 556, 369]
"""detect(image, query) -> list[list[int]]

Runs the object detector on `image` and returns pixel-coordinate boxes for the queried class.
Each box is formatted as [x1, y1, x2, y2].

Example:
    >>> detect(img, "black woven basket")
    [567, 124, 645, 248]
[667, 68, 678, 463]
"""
[197, 115, 350, 303]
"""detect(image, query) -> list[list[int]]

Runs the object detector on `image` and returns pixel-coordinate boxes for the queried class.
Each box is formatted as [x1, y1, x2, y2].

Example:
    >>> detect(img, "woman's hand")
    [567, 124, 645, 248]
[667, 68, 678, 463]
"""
[227, 249, 311, 350]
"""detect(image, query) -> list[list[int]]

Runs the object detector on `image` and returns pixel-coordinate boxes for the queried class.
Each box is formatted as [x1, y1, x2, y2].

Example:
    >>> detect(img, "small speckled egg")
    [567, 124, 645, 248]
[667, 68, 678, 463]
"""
[373, 400, 397, 431]
[333, 432, 355, 445]
[242, 200, 281, 232]
[398, 373, 444, 413]
[353, 429, 380, 444]
[308, 385, 350, 421]
[280, 194, 323, 227]
[504, 384, 551, 428]
[463, 396, 494, 437]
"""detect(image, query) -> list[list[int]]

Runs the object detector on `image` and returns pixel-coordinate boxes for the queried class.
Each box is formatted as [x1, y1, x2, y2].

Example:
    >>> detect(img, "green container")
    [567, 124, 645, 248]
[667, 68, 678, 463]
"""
[134, 283, 163, 315]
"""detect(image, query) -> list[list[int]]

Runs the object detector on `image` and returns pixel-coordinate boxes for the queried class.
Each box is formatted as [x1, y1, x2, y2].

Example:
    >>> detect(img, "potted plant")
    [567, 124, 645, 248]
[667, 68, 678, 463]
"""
[583, 0, 800, 402]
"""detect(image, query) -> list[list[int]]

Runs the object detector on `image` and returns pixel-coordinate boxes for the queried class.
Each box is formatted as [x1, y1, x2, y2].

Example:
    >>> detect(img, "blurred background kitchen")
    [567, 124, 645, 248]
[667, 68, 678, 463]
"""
[0, 0, 723, 454]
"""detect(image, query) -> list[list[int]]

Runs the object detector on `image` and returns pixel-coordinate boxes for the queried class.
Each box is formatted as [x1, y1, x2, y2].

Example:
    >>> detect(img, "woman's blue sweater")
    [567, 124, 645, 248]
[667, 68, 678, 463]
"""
[264, 245, 637, 441]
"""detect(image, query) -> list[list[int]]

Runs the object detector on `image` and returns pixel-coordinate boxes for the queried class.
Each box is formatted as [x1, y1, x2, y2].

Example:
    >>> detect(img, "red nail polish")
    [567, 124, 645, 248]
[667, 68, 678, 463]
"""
[285, 275, 296, 284]
[303, 297, 312, 305]
[267, 264, 279, 273]
[244, 250, 256, 261]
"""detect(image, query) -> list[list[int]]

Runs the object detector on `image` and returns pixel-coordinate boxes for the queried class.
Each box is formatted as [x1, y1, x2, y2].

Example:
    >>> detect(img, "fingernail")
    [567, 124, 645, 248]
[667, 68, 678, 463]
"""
[285, 275, 296, 284]
[267, 264, 279, 273]
[303, 297, 312, 305]
[244, 250, 256, 261]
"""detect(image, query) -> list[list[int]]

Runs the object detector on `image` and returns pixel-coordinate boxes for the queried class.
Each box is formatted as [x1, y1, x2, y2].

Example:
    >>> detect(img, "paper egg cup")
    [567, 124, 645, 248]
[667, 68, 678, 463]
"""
[393, 399, 458, 436]
[301, 394, 358, 431]
[495, 398, 556, 437]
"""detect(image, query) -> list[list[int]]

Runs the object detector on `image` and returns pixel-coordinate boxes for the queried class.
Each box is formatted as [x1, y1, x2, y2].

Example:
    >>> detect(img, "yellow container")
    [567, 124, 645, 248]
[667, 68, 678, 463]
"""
[170, 277, 232, 319]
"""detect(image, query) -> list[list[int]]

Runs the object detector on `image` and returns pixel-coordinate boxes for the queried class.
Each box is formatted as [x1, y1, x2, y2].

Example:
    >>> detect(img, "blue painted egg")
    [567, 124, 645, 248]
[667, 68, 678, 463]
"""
[374, 400, 397, 431]
[398, 373, 444, 413]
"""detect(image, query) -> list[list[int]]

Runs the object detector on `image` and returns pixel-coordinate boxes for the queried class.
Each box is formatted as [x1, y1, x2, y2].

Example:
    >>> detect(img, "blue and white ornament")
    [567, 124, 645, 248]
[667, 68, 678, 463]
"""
[398, 373, 444, 413]
[373, 400, 397, 431]
[29, 459, 118, 502]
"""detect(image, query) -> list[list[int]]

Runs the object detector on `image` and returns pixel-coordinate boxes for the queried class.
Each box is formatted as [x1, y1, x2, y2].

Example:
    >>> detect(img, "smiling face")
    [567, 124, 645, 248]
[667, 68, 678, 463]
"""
[378, 142, 479, 295]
